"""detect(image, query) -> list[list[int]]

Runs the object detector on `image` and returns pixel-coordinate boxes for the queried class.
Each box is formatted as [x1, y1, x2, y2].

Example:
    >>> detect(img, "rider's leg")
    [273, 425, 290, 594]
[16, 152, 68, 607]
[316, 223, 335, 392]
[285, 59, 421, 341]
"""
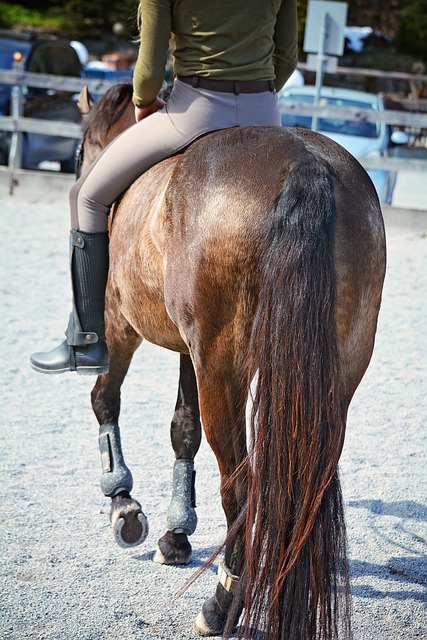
[29, 109, 185, 375]
[30, 228, 110, 375]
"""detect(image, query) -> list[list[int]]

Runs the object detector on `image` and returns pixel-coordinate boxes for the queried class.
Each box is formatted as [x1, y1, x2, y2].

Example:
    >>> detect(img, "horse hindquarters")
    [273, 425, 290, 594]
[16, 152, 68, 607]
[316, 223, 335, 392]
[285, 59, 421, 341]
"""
[241, 161, 352, 640]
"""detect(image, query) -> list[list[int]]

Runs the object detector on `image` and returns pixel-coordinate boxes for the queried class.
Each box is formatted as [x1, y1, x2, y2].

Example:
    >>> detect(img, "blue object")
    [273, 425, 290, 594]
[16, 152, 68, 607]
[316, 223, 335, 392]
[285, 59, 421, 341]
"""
[278, 86, 408, 204]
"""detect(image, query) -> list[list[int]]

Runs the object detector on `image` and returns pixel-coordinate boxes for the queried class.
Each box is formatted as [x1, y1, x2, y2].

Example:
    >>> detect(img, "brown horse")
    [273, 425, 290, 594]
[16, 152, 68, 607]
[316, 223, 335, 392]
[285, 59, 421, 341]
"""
[77, 84, 386, 639]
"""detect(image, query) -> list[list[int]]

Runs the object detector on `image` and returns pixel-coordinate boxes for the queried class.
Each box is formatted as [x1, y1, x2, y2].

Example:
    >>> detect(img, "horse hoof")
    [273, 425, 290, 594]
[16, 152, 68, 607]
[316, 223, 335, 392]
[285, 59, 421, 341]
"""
[152, 546, 191, 565]
[110, 498, 149, 548]
[113, 512, 148, 548]
[152, 531, 192, 565]
[193, 612, 222, 637]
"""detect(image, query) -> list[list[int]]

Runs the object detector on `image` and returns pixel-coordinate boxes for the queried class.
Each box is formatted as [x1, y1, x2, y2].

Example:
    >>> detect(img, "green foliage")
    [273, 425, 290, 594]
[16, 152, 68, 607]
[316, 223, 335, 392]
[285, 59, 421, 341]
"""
[0, 0, 138, 40]
[394, 1, 427, 62]
[0, 1, 63, 31]
[59, 1, 106, 39]
[57, 0, 138, 40]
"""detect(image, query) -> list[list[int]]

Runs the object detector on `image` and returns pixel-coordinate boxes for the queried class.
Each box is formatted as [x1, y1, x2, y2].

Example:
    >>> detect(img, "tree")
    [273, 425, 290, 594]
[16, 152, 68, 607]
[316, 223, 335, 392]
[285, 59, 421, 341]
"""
[59, 0, 137, 40]
[0, 0, 138, 40]
[394, 1, 427, 61]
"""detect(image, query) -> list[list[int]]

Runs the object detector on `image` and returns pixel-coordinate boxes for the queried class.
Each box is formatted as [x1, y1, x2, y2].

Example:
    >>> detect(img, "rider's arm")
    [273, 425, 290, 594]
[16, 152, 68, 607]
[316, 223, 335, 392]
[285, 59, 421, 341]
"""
[133, 0, 171, 108]
[273, 0, 298, 92]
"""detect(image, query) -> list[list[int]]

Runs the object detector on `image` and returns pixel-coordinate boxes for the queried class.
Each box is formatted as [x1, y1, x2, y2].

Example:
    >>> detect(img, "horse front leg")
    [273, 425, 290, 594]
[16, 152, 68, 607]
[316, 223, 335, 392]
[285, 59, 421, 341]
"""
[154, 353, 201, 565]
[91, 321, 148, 548]
[98, 421, 148, 548]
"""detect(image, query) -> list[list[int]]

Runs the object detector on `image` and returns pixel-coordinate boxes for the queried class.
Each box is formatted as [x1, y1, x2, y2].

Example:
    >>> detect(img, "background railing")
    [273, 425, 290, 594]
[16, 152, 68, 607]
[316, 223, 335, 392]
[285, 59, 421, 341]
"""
[1, 67, 426, 195]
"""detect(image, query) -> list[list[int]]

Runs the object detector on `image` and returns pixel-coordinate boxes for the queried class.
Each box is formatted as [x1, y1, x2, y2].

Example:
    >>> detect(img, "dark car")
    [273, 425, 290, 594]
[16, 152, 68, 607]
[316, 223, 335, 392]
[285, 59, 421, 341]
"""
[0, 30, 83, 172]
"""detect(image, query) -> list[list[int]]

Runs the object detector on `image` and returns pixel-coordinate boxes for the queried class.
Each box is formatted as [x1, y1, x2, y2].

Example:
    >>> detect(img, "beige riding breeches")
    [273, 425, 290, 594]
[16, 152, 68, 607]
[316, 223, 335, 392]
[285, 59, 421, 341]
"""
[70, 78, 281, 233]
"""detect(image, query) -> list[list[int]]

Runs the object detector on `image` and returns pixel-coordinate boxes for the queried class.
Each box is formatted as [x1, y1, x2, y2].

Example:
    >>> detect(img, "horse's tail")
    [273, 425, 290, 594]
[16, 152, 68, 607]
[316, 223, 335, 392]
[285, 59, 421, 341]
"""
[240, 159, 351, 639]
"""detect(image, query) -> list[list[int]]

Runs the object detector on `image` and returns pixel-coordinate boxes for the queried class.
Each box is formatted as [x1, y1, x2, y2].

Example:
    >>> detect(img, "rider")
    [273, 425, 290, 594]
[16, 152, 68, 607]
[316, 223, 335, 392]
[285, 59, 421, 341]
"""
[30, 0, 298, 375]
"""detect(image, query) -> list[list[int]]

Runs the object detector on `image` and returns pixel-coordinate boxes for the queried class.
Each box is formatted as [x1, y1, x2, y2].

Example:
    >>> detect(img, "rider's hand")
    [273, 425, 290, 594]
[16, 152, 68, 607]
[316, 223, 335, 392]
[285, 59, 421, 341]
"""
[135, 97, 165, 122]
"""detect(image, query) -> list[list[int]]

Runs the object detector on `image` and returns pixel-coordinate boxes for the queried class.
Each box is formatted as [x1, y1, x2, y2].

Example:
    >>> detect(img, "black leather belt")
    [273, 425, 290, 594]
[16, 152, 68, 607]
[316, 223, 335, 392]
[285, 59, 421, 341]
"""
[177, 76, 275, 95]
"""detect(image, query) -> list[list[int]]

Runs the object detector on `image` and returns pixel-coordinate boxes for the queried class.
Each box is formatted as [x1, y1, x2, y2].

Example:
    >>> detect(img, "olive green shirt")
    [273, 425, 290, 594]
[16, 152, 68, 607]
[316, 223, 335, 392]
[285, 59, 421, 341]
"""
[133, 0, 298, 107]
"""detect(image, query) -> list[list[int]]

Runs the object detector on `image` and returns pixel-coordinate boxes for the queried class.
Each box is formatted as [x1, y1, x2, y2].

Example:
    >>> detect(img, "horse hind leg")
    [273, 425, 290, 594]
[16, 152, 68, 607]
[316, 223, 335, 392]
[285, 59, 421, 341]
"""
[91, 319, 148, 548]
[191, 365, 248, 637]
[154, 353, 201, 565]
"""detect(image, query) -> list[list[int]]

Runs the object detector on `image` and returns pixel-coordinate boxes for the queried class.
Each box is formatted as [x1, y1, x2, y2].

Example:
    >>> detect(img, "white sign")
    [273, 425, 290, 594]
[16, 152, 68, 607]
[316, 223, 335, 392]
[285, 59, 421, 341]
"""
[303, 1, 348, 56]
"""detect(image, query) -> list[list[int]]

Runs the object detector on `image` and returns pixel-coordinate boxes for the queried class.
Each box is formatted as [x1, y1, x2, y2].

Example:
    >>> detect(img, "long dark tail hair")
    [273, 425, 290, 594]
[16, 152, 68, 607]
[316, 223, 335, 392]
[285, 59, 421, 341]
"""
[238, 159, 351, 639]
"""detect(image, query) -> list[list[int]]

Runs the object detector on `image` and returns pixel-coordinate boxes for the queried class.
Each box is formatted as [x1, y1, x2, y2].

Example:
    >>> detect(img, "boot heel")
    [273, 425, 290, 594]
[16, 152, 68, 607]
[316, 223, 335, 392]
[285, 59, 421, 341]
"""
[76, 364, 109, 375]
[75, 341, 109, 374]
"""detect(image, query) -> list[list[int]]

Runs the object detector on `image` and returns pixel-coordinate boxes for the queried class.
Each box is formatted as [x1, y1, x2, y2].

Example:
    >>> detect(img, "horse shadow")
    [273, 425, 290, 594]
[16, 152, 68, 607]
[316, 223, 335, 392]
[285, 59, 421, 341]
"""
[347, 498, 427, 521]
[347, 498, 426, 602]
[350, 557, 427, 601]
[132, 544, 221, 573]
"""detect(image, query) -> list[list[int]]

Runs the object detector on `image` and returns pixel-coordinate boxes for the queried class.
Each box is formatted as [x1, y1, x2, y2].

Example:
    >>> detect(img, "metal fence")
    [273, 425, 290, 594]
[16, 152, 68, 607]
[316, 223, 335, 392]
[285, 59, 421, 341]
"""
[1, 67, 426, 194]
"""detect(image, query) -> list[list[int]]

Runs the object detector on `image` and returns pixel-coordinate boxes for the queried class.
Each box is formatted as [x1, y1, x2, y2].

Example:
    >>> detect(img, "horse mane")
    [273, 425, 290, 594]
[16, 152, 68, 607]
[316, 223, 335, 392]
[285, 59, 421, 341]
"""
[82, 83, 134, 149]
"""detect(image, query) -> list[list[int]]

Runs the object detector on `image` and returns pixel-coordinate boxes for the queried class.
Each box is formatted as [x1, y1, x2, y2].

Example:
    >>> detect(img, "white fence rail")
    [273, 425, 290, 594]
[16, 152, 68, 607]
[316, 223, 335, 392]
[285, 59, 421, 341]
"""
[1, 68, 426, 194]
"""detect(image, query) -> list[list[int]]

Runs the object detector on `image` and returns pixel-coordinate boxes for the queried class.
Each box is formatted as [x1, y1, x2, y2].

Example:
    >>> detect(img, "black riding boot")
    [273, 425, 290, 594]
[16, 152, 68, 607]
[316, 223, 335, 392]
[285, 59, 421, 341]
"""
[30, 230, 110, 375]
